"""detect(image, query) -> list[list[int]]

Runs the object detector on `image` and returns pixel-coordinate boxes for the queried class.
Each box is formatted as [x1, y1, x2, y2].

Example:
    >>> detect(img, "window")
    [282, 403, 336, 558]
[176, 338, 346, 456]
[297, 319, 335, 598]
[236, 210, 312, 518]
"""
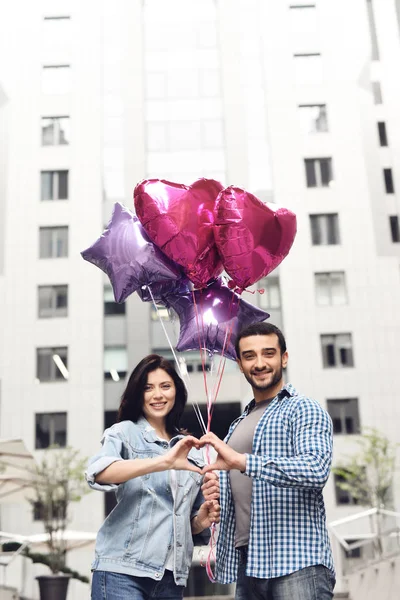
[33, 499, 66, 521]
[293, 54, 322, 84]
[38, 285, 68, 318]
[41, 65, 71, 94]
[396, 0, 400, 37]
[41, 117, 70, 145]
[41, 170, 68, 200]
[366, 0, 379, 60]
[372, 81, 382, 104]
[181, 402, 242, 441]
[104, 346, 127, 381]
[298, 105, 328, 133]
[39, 226, 68, 258]
[289, 5, 317, 34]
[327, 398, 360, 434]
[310, 214, 340, 245]
[35, 412, 67, 449]
[104, 285, 125, 316]
[146, 72, 166, 99]
[344, 540, 362, 559]
[383, 168, 395, 194]
[304, 158, 333, 187]
[185, 565, 232, 597]
[36, 347, 69, 382]
[334, 474, 359, 505]
[258, 277, 281, 310]
[150, 304, 170, 321]
[390, 216, 400, 243]
[377, 122, 388, 147]
[203, 119, 224, 148]
[104, 411, 118, 429]
[104, 492, 118, 519]
[321, 334, 354, 368]
[315, 272, 347, 305]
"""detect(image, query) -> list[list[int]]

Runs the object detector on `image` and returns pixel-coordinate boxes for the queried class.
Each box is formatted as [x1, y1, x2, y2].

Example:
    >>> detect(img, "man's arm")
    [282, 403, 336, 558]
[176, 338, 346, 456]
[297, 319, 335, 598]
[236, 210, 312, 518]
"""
[200, 401, 333, 490]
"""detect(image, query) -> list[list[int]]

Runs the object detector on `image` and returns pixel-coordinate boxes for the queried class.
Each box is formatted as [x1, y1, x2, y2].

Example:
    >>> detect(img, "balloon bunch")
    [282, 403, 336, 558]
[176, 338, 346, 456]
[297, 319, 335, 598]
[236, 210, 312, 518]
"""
[82, 177, 296, 365]
[82, 177, 297, 362]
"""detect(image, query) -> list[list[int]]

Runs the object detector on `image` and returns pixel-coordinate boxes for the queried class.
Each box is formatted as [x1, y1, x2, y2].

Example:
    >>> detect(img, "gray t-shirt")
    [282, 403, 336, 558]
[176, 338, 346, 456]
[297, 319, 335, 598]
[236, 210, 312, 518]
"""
[228, 398, 274, 548]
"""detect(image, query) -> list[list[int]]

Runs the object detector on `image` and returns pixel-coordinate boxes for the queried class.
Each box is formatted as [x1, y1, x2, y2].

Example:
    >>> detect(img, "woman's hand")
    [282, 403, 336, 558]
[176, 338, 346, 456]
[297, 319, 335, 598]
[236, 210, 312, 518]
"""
[191, 500, 221, 533]
[164, 436, 202, 473]
[199, 432, 246, 473]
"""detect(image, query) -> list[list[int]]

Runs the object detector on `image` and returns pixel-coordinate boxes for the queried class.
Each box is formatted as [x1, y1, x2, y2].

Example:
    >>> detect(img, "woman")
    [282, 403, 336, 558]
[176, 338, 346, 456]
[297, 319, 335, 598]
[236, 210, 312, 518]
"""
[86, 354, 220, 600]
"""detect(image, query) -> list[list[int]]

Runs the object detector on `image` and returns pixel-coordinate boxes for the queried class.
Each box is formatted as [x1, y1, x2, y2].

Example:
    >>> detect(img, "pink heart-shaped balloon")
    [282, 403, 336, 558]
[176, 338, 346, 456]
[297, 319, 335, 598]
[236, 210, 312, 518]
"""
[214, 186, 297, 290]
[134, 178, 224, 288]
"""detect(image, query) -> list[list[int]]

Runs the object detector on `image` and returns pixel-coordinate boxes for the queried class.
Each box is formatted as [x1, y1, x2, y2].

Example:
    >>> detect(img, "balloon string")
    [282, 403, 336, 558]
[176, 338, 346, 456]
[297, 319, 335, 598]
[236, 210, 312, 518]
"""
[199, 295, 237, 582]
[147, 286, 207, 434]
[191, 290, 210, 402]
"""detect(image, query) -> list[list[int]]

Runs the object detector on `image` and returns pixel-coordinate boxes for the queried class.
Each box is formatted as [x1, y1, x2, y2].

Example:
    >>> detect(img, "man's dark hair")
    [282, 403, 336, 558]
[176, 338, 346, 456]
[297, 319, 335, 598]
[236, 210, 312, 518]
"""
[117, 354, 187, 436]
[235, 322, 287, 358]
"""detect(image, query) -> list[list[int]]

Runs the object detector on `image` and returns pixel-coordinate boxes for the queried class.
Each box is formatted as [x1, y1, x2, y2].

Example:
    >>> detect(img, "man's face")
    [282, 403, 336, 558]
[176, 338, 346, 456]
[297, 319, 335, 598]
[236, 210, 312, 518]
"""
[237, 334, 288, 399]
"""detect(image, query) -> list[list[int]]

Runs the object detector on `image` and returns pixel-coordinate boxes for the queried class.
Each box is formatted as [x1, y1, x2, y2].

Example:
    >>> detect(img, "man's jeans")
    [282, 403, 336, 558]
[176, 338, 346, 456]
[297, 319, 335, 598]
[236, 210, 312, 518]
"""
[235, 547, 335, 600]
[91, 570, 184, 600]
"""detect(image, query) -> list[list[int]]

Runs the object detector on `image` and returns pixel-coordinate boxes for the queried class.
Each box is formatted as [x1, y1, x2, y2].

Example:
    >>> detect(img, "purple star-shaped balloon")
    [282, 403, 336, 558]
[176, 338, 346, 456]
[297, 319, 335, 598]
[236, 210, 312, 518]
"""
[165, 279, 269, 361]
[81, 202, 184, 303]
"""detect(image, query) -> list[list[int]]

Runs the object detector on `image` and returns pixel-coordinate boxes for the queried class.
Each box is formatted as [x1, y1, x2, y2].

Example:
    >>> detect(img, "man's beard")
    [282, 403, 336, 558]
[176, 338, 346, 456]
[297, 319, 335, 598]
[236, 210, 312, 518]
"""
[243, 365, 283, 393]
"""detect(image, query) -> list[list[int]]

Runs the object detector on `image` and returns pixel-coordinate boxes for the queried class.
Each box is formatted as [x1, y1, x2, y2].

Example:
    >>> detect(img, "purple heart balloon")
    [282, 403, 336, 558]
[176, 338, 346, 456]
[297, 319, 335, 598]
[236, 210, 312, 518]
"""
[165, 279, 270, 361]
[81, 202, 184, 303]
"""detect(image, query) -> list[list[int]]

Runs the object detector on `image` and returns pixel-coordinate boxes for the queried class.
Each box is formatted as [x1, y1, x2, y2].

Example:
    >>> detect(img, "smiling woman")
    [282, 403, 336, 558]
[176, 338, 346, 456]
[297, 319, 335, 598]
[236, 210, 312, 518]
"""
[85, 354, 220, 600]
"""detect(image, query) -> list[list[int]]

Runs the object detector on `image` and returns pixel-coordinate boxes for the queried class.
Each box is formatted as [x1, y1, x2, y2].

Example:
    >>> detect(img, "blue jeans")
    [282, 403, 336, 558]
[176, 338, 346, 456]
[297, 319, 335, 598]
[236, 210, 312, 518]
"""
[91, 570, 184, 600]
[235, 547, 335, 600]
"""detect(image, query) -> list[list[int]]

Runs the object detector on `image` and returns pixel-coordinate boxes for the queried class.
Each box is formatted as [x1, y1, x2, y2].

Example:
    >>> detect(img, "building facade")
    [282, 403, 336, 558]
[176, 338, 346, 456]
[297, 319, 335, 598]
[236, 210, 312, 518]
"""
[0, 0, 400, 597]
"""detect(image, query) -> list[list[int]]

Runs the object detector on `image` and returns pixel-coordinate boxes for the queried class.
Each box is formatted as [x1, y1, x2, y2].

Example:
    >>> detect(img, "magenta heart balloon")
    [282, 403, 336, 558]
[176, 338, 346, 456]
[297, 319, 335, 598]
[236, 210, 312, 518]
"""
[214, 186, 297, 290]
[134, 178, 224, 288]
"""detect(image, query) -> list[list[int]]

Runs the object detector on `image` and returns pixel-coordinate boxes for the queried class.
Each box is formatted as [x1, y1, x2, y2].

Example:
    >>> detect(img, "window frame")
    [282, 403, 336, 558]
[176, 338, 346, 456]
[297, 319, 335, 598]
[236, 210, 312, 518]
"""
[377, 121, 388, 147]
[310, 214, 340, 245]
[314, 271, 347, 306]
[298, 104, 328, 134]
[383, 168, 395, 194]
[39, 226, 69, 259]
[35, 411, 67, 449]
[41, 116, 70, 146]
[389, 215, 400, 243]
[327, 398, 360, 435]
[38, 285, 68, 318]
[36, 347, 68, 382]
[320, 333, 354, 368]
[304, 157, 333, 188]
[40, 170, 69, 201]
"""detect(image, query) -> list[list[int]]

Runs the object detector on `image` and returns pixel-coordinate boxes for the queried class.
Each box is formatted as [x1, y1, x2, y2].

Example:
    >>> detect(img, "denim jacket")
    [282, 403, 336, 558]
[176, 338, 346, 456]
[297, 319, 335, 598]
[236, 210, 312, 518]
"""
[85, 418, 209, 586]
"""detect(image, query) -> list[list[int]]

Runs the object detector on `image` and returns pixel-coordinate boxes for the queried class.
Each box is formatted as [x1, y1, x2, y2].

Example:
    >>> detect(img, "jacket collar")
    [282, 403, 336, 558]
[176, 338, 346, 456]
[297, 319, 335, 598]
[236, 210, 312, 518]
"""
[243, 382, 296, 414]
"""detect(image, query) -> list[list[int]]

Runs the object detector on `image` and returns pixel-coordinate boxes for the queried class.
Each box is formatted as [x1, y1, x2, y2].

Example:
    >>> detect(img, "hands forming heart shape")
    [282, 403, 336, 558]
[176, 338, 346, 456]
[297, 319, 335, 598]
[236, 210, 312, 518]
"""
[168, 433, 246, 475]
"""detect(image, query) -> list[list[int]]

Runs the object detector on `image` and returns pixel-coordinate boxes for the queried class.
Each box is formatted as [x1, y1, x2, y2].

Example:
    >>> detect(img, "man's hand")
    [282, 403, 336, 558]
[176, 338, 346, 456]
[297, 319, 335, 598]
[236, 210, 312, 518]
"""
[199, 432, 246, 473]
[201, 471, 220, 500]
[164, 436, 202, 473]
[192, 500, 221, 533]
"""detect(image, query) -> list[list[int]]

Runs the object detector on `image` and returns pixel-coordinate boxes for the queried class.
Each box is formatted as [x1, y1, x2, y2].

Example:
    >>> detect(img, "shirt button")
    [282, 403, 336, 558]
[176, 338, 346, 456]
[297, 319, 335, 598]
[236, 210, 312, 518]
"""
[155, 572, 161, 578]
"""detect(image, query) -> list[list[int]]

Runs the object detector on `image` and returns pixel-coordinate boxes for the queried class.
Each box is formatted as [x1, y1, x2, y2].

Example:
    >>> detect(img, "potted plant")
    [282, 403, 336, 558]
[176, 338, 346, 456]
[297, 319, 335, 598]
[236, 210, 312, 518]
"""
[25, 445, 90, 600]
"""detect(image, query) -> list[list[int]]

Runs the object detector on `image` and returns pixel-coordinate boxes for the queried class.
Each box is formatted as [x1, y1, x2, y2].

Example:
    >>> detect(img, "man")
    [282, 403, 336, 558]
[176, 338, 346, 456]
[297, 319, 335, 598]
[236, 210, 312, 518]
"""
[200, 322, 335, 600]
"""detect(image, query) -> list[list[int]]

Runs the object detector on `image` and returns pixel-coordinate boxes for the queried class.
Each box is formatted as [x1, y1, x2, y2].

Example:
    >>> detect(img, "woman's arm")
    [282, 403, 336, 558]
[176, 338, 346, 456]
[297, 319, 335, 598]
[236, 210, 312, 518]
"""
[95, 435, 202, 484]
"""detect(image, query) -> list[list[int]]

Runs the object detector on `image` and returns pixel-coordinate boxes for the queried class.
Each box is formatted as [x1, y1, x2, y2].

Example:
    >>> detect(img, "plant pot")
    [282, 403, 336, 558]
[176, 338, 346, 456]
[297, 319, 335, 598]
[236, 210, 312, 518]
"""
[36, 574, 71, 600]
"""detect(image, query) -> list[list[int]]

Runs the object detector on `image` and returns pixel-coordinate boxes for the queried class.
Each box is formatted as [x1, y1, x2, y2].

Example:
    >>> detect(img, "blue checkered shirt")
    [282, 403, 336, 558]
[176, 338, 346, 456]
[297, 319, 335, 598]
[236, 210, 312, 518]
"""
[215, 383, 334, 583]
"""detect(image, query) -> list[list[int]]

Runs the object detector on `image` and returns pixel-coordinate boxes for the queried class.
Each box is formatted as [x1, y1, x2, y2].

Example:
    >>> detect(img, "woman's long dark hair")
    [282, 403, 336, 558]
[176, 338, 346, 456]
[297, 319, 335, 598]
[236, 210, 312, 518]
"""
[117, 354, 187, 436]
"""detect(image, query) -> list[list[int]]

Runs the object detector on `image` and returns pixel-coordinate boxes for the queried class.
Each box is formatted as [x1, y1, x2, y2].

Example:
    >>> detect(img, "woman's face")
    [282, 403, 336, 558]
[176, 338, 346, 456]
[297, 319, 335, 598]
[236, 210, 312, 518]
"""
[142, 368, 176, 426]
